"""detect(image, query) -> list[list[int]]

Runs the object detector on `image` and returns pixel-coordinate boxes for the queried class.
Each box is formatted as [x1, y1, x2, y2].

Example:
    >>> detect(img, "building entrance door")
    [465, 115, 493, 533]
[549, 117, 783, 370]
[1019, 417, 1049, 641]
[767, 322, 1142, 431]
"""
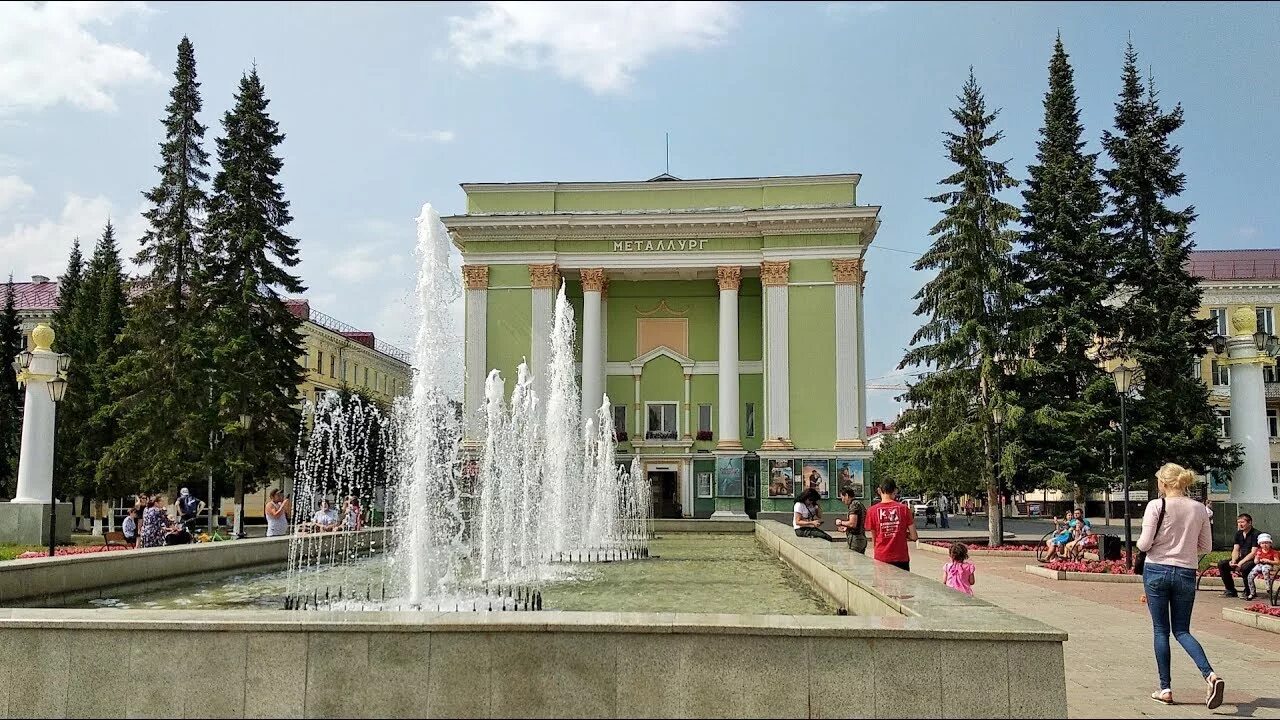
[648, 471, 680, 518]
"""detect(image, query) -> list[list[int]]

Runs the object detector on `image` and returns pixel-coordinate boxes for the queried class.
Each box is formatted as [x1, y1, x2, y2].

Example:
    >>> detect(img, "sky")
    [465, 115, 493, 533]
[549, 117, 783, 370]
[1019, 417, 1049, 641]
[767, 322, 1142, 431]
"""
[1, 1, 1278, 423]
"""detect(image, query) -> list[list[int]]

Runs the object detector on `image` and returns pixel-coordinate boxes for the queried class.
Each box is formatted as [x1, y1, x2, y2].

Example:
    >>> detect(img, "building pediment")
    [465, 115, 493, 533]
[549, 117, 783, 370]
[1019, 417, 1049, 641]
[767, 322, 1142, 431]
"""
[630, 345, 694, 373]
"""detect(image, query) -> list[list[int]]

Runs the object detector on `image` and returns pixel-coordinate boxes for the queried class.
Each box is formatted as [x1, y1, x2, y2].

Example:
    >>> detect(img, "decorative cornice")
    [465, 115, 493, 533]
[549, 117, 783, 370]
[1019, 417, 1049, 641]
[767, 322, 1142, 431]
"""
[636, 299, 689, 317]
[832, 259, 865, 285]
[528, 263, 559, 289]
[459, 174, 863, 193]
[760, 260, 790, 287]
[462, 265, 489, 290]
[580, 268, 606, 292]
[717, 265, 742, 292]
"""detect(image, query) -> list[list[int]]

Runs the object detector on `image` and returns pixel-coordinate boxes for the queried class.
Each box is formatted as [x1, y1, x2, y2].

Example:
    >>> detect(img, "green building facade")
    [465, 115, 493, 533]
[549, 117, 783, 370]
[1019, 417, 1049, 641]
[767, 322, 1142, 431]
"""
[444, 174, 880, 518]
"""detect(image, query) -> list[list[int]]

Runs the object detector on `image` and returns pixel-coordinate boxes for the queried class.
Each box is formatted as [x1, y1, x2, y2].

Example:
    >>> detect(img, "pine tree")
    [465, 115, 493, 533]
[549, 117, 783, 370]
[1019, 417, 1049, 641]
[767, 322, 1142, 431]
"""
[1101, 43, 1236, 487]
[201, 68, 306, 527]
[898, 69, 1024, 546]
[51, 239, 92, 497]
[106, 37, 214, 495]
[0, 276, 22, 497]
[1012, 35, 1117, 505]
[84, 222, 128, 501]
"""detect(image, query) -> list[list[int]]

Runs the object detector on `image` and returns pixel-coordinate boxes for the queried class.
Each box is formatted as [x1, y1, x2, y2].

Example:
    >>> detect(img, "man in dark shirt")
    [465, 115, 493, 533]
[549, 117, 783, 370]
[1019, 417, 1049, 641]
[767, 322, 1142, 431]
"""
[1218, 513, 1261, 598]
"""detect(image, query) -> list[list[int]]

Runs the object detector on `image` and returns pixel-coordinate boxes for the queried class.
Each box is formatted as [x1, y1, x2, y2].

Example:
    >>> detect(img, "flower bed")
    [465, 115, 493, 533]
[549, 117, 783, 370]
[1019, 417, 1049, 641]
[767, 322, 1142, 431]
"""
[16, 545, 131, 560]
[1197, 566, 1243, 579]
[926, 540, 1041, 553]
[1245, 603, 1280, 617]
[1042, 559, 1131, 574]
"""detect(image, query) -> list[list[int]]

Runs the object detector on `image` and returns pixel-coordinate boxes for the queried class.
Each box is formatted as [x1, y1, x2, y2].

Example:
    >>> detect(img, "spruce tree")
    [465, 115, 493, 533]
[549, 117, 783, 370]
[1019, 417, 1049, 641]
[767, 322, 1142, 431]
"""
[1101, 44, 1236, 487]
[899, 69, 1024, 546]
[1013, 36, 1116, 505]
[51, 239, 93, 498]
[106, 37, 214, 495]
[201, 68, 306, 526]
[0, 277, 22, 497]
[84, 222, 129, 501]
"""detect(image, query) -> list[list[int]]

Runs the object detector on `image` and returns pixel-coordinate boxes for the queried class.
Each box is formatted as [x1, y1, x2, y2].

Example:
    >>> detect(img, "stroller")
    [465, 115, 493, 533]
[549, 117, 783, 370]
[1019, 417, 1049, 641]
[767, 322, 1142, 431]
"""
[164, 516, 199, 545]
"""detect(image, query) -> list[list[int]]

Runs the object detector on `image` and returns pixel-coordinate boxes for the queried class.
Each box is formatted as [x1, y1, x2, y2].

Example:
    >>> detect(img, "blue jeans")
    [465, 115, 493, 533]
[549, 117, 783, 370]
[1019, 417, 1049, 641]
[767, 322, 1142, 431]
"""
[1143, 562, 1214, 690]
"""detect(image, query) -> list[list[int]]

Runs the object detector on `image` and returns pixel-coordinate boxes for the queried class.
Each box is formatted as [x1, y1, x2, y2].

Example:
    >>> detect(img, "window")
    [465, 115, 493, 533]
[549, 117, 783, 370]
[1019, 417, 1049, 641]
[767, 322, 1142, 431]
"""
[364, 367, 370, 387]
[1211, 359, 1229, 386]
[1192, 360, 1202, 380]
[696, 472, 713, 498]
[329, 356, 336, 378]
[1258, 307, 1275, 335]
[1269, 408, 1278, 438]
[612, 404, 627, 432]
[1266, 364, 1278, 383]
[745, 402, 756, 438]
[1217, 411, 1231, 438]
[316, 350, 323, 372]
[1209, 307, 1227, 336]
[698, 404, 712, 433]
[342, 360, 349, 382]
[646, 402, 678, 440]
[1272, 462, 1279, 500]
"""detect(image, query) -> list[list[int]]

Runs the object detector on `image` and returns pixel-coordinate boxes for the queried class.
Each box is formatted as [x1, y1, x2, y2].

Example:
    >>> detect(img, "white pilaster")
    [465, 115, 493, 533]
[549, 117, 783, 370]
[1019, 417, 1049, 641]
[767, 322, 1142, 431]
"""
[580, 269, 606, 422]
[856, 279, 867, 440]
[833, 260, 866, 449]
[12, 348, 58, 504]
[633, 372, 642, 439]
[716, 266, 742, 451]
[462, 265, 489, 446]
[683, 373, 692, 440]
[1226, 321, 1277, 503]
[760, 261, 792, 450]
[528, 264, 558, 403]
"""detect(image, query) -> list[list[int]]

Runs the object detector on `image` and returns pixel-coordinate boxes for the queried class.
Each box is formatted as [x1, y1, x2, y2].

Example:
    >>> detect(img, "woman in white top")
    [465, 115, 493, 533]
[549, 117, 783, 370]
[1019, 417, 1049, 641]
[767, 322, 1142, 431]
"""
[265, 489, 291, 537]
[1136, 463, 1224, 709]
[793, 488, 832, 540]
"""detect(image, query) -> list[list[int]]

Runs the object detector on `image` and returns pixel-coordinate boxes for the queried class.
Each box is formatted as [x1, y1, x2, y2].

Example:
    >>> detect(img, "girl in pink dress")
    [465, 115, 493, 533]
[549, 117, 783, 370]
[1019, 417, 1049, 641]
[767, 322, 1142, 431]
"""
[944, 542, 976, 595]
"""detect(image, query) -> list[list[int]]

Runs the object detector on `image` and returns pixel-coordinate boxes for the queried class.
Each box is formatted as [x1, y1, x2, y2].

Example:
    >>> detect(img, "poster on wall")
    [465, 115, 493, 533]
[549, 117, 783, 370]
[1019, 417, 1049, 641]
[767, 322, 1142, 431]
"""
[768, 459, 795, 497]
[716, 456, 744, 497]
[834, 459, 865, 499]
[1208, 470, 1230, 494]
[697, 473, 713, 498]
[799, 459, 831, 498]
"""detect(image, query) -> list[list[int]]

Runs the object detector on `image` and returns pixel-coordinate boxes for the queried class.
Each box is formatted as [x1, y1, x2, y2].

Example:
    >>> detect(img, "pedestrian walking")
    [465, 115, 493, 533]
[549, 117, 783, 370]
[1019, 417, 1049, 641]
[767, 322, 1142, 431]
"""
[1138, 463, 1224, 709]
[865, 479, 916, 571]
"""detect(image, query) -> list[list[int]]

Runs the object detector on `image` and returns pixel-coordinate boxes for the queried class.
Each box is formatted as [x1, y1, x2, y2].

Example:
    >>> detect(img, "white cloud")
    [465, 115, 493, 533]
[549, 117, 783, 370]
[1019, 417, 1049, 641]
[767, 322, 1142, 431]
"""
[447, 1, 737, 93]
[393, 129, 456, 143]
[0, 191, 147, 281]
[0, 175, 34, 212]
[0, 1, 162, 114]
[330, 242, 394, 284]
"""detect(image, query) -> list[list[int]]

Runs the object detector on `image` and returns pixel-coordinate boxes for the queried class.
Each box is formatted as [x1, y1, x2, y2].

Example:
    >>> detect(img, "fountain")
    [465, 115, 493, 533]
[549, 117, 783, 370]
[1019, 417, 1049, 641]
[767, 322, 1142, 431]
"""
[283, 203, 651, 610]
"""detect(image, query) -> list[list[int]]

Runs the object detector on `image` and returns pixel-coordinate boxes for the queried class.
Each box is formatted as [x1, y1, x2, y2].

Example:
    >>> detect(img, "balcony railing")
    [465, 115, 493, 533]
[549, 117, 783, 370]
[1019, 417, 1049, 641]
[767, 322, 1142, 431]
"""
[306, 307, 411, 364]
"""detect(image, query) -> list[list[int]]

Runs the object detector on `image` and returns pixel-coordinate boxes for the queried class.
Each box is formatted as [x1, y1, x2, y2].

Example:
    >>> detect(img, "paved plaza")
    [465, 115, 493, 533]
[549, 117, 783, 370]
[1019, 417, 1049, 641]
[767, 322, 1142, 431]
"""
[906, 534, 1280, 718]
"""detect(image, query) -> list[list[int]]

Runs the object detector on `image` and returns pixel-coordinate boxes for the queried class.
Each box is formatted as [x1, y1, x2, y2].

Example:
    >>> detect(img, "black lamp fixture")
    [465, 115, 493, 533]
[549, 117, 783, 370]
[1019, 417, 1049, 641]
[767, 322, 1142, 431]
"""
[47, 376, 68, 403]
[1211, 335, 1228, 356]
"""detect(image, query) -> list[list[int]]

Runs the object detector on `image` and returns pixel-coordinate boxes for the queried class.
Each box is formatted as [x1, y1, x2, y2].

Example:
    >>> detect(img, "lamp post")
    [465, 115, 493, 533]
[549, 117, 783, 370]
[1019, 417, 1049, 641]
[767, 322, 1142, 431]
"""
[991, 404, 1005, 543]
[236, 413, 252, 539]
[9, 323, 70, 553]
[1111, 358, 1139, 569]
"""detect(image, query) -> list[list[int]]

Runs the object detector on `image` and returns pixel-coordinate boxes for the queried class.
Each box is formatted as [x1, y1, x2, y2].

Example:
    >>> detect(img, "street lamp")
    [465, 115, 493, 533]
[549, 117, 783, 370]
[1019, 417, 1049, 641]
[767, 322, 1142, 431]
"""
[236, 413, 252, 539]
[1111, 358, 1140, 569]
[991, 404, 1005, 541]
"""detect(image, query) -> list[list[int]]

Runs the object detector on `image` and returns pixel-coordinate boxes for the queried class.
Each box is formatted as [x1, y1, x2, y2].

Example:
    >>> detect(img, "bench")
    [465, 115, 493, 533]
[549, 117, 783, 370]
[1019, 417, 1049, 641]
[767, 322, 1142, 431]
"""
[102, 531, 131, 548]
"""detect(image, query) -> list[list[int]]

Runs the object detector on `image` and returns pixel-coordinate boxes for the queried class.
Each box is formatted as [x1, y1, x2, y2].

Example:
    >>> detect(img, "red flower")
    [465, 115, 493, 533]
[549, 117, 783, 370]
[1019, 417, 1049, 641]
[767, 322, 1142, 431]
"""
[1044, 559, 1130, 574]
[1244, 603, 1280, 617]
[16, 545, 131, 560]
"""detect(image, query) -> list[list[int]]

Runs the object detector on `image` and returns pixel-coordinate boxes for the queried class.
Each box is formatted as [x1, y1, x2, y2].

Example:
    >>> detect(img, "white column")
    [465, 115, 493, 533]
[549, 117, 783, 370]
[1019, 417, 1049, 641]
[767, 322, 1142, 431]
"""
[856, 277, 868, 440]
[462, 266, 489, 446]
[833, 259, 866, 449]
[529, 264, 558, 403]
[760, 261, 792, 450]
[633, 372, 642, 440]
[1226, 307, 1277, 503]
[716, 266, 742, 451]
[683, 373, 692, 440]
[580, 268, 606, 422]
[601, 280, 609, 401]
[12, 341, 59, 505]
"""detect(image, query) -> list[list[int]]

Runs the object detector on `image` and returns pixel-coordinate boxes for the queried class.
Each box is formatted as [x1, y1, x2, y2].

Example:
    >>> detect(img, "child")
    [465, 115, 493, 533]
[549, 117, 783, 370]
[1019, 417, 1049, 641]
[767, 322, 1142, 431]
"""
[1245, 533, 1276, 601]
[943, 542, 976, 596]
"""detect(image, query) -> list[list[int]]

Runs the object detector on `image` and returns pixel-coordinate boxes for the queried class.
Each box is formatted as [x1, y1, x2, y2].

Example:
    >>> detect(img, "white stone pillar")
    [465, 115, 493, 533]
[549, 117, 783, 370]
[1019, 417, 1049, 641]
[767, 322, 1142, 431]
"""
[580, 268, 606, 422]
[683, 373, 692, 440]
[760, 261, 793, 450]
[834, 259, 867, 448]
[462, 265, 489, 447]
[633, 372, 642, 439]
[856, 273, 868, 440]
[1226, 306, 1278, 503]
[601, 279, 609, 398]
[529, 264, 558, 403]
[12, 332, 59, 505]
[716, 266, 742, 451]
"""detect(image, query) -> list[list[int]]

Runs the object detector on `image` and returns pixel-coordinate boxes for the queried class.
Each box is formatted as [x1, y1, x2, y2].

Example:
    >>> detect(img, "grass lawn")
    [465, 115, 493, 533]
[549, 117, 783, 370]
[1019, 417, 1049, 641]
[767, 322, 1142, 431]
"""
[1200, 550, 1231, 570]
[0, 533, 104, 561]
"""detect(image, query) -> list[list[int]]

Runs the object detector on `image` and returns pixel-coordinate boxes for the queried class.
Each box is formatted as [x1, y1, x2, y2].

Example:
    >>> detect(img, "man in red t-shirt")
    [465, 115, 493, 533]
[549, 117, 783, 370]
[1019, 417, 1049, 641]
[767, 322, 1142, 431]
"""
[865, 479, 917, 571]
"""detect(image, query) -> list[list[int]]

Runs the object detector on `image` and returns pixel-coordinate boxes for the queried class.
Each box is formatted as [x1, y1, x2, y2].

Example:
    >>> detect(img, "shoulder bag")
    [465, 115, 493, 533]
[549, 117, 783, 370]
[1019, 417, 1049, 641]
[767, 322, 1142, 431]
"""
[1132, 497, 1166, 575]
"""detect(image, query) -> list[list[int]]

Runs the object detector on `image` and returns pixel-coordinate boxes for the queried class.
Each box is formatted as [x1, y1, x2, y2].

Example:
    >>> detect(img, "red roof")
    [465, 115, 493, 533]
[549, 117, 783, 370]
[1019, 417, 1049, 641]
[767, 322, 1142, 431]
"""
[9, 281, 60, 311]
[1188, 250, 1280, 281]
